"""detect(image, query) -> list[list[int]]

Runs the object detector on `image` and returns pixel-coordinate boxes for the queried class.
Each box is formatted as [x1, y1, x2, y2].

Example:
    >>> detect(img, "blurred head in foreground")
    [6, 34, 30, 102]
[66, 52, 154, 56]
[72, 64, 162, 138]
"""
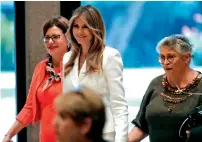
[53, 87, 106, 142]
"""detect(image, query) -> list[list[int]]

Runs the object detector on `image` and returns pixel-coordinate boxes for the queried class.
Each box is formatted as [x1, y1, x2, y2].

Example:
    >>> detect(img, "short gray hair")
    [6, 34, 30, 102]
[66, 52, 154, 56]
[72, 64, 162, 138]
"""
[156, 34, 193, 55]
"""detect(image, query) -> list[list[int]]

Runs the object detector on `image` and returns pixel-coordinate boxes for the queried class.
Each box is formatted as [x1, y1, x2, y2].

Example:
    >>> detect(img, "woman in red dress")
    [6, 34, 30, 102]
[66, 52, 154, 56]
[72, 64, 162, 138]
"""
[3, 16, 69, 142]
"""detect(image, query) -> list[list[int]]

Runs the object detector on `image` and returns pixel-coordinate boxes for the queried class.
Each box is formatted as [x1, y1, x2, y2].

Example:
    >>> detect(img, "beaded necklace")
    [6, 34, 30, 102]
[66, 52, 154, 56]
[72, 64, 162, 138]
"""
[160, 72, 202, 112]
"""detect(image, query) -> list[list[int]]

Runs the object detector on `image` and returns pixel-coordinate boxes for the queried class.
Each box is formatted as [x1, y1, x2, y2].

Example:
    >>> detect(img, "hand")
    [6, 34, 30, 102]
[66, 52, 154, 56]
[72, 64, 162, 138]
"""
[2, 135, 12, 142]
[127, 137, 139, 142]
[127, 137, 131, 142]
[186, 130, 190, 137]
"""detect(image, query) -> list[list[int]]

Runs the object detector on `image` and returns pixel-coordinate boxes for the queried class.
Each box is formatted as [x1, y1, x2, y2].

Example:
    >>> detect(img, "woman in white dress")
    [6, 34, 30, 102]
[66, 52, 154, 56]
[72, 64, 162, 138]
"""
[62, 5, 128, 142]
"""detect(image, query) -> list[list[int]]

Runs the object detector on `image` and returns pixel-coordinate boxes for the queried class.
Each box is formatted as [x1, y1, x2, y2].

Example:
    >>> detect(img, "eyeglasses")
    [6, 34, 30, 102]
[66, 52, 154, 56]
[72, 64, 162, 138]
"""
[158, 54, 179, 64]
[42, 35, 61, 43]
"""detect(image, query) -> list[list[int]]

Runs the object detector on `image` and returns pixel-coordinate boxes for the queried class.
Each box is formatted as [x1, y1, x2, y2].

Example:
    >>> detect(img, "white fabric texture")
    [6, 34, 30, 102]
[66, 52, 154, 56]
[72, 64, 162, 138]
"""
[62, 46, 128, 142]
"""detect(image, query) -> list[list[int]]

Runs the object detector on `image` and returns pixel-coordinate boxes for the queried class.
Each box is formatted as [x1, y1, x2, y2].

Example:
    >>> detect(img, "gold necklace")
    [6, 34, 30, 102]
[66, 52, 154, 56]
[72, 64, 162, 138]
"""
[160, 73, 202, 112]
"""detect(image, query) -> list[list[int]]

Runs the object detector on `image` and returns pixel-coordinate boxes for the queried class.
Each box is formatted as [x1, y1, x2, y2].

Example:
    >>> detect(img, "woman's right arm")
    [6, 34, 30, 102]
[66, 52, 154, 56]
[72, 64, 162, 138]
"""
[128, 76, 160, 142]
[128, 127, 148, 142]
[2, 62, 42, 142]
[2, 120, 24, 142]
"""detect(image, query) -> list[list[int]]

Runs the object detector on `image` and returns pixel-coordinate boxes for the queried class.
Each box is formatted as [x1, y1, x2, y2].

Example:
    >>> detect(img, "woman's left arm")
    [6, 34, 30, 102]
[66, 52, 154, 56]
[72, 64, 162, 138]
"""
[103, 48, 128, 142]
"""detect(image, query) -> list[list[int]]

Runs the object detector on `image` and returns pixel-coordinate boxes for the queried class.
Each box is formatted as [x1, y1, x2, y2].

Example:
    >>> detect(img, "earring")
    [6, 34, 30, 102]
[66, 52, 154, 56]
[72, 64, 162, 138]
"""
[67, 44, 71, 52]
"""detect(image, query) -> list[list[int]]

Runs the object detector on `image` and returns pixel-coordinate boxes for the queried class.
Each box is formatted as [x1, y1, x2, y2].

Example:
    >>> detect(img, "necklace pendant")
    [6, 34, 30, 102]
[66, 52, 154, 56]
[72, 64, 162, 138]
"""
[168, 108, 172, 112]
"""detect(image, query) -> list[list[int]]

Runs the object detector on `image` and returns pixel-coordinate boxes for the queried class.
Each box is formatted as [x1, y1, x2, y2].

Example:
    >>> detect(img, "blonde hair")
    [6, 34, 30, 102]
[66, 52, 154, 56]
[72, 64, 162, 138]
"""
[54, 87, 105, 140]
[64, 5, 105, 76]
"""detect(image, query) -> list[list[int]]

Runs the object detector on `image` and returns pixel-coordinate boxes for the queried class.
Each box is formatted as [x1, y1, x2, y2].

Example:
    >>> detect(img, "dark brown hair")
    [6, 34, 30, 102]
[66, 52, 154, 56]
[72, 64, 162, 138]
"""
[43, 16, 69, 36]
[43, 16, 70, 58]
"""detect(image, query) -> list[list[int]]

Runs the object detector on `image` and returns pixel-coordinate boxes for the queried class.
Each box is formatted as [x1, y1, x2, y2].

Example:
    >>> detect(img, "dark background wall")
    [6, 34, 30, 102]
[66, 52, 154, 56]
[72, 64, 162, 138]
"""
[15, 1, 80, 142]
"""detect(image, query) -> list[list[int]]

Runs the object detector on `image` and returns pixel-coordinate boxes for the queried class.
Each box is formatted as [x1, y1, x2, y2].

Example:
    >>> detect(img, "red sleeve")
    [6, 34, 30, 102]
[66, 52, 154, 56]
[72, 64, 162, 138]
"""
[16, 62, 42, 126]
